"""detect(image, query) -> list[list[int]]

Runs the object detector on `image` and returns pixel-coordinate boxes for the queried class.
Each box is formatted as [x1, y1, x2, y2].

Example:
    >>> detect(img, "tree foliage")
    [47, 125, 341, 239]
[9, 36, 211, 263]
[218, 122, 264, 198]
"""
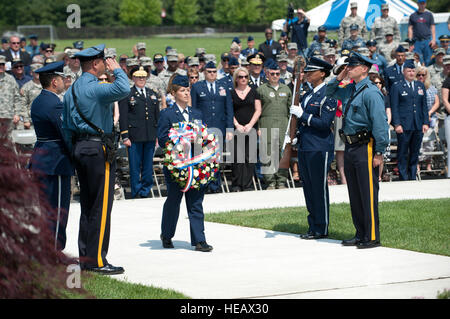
[173, 0, 199, 25]
[214, 0, 261, 25]
[119, 0, 162, 26]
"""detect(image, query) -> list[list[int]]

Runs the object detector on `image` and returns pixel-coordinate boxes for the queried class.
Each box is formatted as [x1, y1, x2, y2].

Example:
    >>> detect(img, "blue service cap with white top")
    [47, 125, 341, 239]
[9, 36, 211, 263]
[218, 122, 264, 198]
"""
[35, 61, 65, 76]
[74, 44, 105, 61]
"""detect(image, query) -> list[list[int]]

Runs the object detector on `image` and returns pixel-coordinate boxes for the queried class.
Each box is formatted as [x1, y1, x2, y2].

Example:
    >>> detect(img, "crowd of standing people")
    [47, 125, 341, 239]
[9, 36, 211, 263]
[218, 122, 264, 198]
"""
[1, 0, 449, 273]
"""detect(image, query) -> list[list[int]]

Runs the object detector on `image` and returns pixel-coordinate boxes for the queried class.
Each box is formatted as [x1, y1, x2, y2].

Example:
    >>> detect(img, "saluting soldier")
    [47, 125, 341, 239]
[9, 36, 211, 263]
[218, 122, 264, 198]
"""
[370, 4, 401, 43]
[326, 52, 389, 249]
[338, 2, 367, 45]
[62, 44, 130, 275]
[390, 59, 429, 180]
[119, 67, 160, 199]
[289, 57, 337, 239]
[257, 61, 292, 189]
[29, 61, 74, 250]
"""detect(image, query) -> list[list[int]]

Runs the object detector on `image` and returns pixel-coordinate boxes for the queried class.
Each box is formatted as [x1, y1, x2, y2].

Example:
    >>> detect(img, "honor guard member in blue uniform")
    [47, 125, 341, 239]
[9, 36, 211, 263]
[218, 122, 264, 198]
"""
[390, 59, 429, 180]
[29, 61, 74, 250]
[62, 44, 130, 274]
[290, 57, 337, 239]
[119, 67, 160, 198]
[158, 75, 213, 252]
[326, 52, 389, 249]
[384, 45, 407, 92]
[191, 61, 234, 193]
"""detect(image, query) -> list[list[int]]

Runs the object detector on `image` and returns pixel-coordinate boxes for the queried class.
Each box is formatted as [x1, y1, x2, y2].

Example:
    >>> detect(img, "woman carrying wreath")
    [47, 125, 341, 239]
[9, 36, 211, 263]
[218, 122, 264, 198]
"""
[157, 74, 213, 252]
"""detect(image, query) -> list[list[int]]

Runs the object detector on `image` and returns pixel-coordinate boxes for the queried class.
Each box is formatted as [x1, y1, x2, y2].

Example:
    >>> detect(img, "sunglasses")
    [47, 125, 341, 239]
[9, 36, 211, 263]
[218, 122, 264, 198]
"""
[374, 81, 382, 84]
[10, 42, 20, 45]
[269, 72, 280, 76]
[189, 76, 199, 79]
[417, 74, 426, 77]
[13, 65, 24, 69]
[206, 70, 217, 73]
[45, 49, 54, 52]
[238, 75, 248, 79]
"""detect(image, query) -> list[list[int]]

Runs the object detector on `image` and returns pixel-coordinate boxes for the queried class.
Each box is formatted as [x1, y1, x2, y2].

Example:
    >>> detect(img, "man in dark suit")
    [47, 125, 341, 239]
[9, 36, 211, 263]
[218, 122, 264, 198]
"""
[157, 75, 213, 252]
[29, 61, 73, 250]
[390, 59, 429, 180]
[384, 45, 406, 92]
[2, 35, 32, 73]
[191, 61, 234, 193]
[258, 28, 282, 61]
[119, 67, 160, 199]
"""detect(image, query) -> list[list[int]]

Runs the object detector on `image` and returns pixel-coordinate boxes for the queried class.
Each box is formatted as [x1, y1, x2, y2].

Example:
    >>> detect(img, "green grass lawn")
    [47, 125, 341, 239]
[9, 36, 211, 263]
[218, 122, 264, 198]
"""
[64, 272, 189, 299]
[205, 198, 450, 257]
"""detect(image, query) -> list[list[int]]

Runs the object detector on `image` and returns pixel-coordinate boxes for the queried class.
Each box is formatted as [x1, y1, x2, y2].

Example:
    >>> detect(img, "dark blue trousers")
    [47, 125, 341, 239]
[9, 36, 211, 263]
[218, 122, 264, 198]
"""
[128, 141, 155, 198]
[161, 167, 206, 246]
[396, 130, 423, 181]
[298, 151, 333, 236]
[38, 174, 71, 250]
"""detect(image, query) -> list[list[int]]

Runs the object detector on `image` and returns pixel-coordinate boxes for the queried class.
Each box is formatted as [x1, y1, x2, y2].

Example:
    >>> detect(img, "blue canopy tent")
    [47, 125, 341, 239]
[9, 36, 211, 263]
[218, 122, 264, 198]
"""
[272, 0, 420, 33]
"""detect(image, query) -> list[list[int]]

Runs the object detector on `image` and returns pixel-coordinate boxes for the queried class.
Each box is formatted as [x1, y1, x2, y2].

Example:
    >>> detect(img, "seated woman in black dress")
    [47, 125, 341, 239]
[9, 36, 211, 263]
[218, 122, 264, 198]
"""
[230, 67, 262, 191]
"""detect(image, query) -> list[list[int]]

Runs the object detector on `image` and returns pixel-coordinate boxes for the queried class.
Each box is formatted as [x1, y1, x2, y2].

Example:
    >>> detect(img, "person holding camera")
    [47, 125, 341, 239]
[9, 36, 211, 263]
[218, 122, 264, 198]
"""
[63, 44, 130, 274]
[284, 8, 310, 54]
[326, 52, 389, 249]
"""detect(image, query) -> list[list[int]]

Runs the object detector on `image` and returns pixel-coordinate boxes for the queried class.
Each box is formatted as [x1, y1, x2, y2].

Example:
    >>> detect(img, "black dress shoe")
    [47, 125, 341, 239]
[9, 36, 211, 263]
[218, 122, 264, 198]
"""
[160, 234, 174, 248]
[300, 232, 328, 240]
[341, 237, 361, 246]
[357, 240, 381, 249]
[85, 263, 124, 275]
[195, 241, 213, 252]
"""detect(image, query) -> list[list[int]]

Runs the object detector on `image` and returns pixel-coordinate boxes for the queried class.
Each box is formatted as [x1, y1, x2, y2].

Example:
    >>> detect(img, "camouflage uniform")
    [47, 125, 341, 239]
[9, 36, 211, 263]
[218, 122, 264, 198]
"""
[63, 65, 82, 82]
[338, 15, 367, 45]
[18, 79, 42, 124]
[378, 40, 399, 63]
[146, 75, 166, 99]
[370, 16, 400, 43]
[157, 69, 175, 89]
[0, 72, 24, 134]
[427, 63, 445, 117]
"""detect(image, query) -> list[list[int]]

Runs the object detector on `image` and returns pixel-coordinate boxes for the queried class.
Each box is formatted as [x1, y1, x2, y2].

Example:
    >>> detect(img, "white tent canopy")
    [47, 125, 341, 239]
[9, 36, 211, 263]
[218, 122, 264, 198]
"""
[272, 0, 419, 32]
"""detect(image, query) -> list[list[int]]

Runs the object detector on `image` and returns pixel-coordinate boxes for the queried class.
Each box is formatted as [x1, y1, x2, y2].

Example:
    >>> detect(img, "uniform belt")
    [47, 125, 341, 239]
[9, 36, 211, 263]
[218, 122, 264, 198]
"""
[37, 138, 62, 142]
[340, 130, 371, 145]
[76, 133, 102, 142]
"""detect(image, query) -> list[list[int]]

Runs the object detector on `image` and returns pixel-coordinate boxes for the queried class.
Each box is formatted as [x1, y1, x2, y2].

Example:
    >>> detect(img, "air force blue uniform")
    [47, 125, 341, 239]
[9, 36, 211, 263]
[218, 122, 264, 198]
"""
[29, 61, 73, 250]
[157, 104, 208, 246]
[62, 44, 130, 269]
[191, 77, 234, 192]
[390, 78, 429, 180]
[296, 79, 337, 237]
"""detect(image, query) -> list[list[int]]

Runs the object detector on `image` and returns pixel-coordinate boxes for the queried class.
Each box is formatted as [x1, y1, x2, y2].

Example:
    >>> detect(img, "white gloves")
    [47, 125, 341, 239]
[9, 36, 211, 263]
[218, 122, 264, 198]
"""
[290, 105, 303, 118]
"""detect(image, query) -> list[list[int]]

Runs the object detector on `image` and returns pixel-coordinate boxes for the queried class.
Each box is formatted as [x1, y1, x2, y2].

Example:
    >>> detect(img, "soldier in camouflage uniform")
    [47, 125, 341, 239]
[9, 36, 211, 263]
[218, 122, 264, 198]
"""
[338, 2, 367, 46]
[378, 29, 399, 63]
[63, 49, 82, 82]
[370, 4, 401, 43]
[428, 48, 446, 118]
[276, 52, 293, 85]
[0, 55, 25, 135]
[17, 63, 43, 128]
[158, 49, 179, 89]
[126, 58, 140, 87]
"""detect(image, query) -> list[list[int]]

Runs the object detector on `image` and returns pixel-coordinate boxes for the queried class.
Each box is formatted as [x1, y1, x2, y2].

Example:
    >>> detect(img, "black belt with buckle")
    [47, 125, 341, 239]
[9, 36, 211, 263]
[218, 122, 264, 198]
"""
[339, 129, 371, 145]
[76, 133, 102, 142]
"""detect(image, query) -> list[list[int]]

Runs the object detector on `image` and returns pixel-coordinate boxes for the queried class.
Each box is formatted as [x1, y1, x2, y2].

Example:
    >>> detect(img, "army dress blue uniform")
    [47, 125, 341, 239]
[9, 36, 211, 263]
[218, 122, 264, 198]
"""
[291, 58, 337, 238]
[157, 88, 211, 251]
[119, 83, 160, 198]
[191, 62, 234, 193]
[29, 61, 73, 250]
[326, 52, 389, 248]
[62, 45, 130, 272]
[390, 60, 429, 181]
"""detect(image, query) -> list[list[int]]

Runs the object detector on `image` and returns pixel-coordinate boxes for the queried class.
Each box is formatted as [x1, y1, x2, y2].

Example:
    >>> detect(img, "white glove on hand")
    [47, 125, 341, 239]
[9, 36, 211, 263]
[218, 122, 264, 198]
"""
[290, 105, 303, 118]
[283, 135, 291, 145]
[292, 137, 298, 145]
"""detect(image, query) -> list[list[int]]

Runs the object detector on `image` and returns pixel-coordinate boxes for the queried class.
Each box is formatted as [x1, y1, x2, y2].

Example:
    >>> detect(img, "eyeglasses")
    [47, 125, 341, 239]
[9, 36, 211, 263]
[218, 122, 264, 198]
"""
[99, 77, 108, 81]
[189, 76, 199, 79]
[45, 49, 54, 53]
[13, 65, 24, 69]
[417, 74, 426, 77]
[206, 70, 217, 73]
[374, 81, 382, 85]
[269, 72, 280, 76]
[238, 75, 248, 79]
[10, 42, 20, 45]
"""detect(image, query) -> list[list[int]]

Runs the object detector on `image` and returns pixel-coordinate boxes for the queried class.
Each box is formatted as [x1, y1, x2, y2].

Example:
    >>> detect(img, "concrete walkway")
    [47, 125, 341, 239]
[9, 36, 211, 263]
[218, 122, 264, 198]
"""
[63, 179, 450, 299]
